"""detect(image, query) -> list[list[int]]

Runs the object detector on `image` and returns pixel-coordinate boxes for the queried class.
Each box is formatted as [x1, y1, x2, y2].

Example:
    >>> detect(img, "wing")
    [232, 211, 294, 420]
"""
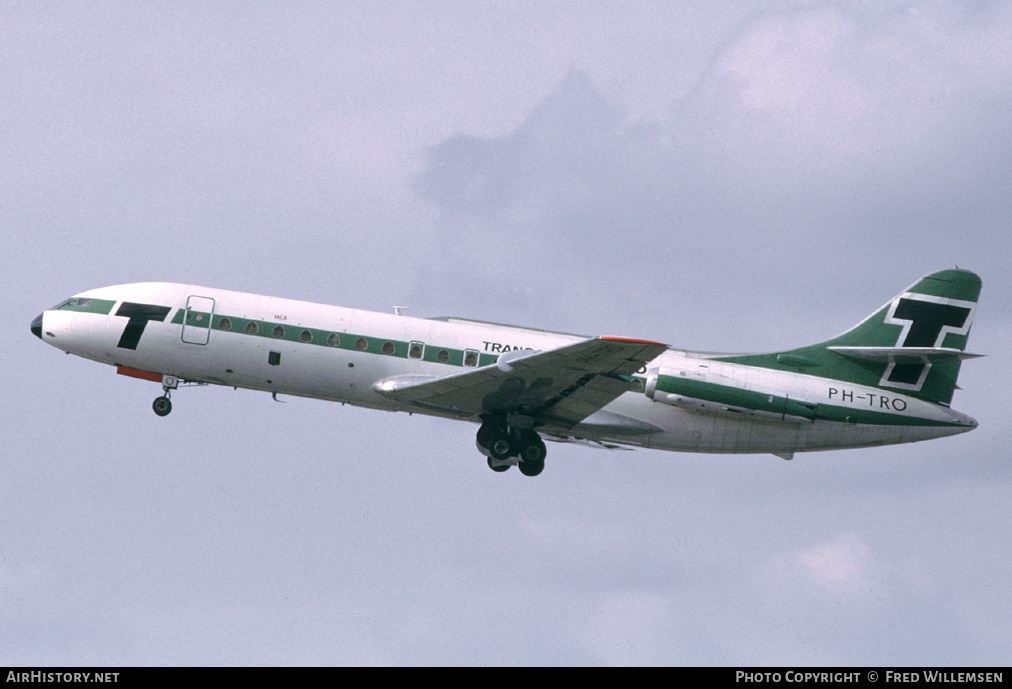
[373, 336, 667, 429]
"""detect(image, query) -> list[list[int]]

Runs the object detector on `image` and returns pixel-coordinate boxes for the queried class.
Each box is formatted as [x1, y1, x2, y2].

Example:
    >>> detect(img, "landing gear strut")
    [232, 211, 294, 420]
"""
[476, 420, 547, 477]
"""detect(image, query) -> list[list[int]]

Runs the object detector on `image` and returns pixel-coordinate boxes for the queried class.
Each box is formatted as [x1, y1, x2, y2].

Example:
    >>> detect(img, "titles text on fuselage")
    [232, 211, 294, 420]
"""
[828, 387, 908, 411]
[482, 341, 534, 353]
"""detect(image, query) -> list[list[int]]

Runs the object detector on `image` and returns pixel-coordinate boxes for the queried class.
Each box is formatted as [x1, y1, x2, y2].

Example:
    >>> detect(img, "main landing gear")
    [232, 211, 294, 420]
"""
[476, 420, 547, 477]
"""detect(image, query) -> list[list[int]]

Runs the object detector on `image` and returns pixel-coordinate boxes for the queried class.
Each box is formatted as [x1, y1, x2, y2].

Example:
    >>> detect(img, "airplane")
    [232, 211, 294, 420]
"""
[31, 268, 981, 476]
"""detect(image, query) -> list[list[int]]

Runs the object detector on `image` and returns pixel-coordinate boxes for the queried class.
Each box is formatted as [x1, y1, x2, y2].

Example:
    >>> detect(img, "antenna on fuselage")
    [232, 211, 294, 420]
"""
[393, 306, 408, 316]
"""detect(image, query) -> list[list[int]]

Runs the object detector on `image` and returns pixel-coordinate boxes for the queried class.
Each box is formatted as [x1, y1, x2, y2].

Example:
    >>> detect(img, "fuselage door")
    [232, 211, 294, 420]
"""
[181, 295, 215, 345]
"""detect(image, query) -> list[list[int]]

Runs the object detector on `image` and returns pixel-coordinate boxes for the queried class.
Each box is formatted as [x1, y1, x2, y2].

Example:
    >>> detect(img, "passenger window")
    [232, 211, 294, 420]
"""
[272, 325, 285, 338]
[246, 321, 259, 335]
[464, 350, 479, 367]
[382, 341, 395, 355]
[355, 337, 368, 351]
[327, 333, 341, 347]
[436, 349, 450, 363]
[219, 317, 232, 332]
[300, 329, 313, 343]
[409, 342, 423, 359]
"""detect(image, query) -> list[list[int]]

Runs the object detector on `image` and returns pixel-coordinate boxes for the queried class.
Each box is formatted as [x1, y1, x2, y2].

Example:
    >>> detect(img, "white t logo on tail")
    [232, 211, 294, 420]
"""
[880, 293, 975, 391]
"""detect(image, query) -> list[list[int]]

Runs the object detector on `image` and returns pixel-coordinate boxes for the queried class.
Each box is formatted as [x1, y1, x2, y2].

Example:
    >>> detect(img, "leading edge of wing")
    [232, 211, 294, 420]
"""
[372, 335, 668, 425]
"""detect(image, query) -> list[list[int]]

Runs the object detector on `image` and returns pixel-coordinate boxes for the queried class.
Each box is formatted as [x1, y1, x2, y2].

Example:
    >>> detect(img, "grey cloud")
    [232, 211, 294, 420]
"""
[413, 5, 1012, 349]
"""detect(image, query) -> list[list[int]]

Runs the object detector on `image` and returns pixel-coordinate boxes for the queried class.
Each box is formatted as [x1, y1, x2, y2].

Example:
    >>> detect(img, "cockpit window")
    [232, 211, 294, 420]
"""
[55, 298, 91, 308]
[51, 297, 114, 314]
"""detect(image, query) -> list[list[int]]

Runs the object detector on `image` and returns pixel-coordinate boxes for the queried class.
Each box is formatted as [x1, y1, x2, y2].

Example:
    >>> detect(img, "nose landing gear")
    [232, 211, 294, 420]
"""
[152, 395, 172, 416]
[151, 375, 179, 417]
[476, 420, 547, 477]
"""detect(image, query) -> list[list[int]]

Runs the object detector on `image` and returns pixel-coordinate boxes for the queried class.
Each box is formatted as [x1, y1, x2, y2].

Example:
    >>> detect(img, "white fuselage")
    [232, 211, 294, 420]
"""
[34, 282, 976, 457]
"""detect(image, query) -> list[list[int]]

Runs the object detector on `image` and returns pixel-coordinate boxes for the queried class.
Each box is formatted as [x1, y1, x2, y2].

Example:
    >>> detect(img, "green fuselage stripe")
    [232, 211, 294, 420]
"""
[165, 306, 491, 370]
[654, 375, 961, 427]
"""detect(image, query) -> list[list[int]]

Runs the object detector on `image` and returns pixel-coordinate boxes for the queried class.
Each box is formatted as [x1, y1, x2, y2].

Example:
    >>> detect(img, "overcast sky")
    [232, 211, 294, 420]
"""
[3, 1, 1010, 666]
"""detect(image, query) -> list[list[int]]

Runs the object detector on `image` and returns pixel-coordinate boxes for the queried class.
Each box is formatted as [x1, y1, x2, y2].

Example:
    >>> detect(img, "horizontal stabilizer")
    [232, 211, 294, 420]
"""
[828, 346, 985, 363]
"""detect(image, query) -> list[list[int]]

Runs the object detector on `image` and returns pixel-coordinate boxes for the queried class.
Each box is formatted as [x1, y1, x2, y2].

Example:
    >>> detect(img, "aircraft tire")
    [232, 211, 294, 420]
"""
[518, 457, 545, 477]
[487, 457, 511, 472]
[517, 431, 546, 476]
[519, 433, 546, 463]
[488, 437, 514, 461]
[475, 423, 495, 454]
[152, 396, 172, 417]
[477, 421, 514, 460]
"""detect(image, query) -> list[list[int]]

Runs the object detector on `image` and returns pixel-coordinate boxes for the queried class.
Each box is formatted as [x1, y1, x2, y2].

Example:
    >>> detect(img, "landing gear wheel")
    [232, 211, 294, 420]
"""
[488, 436, 514, 461]
[152, 395, 172, 417]
[487, 457, 511, 472]
[519, 434, 546, 464]
[518, 431, 547, 477]
[477, 421, 514, 461]
[476, 423, 495, 453]
[518, 458, 544, 477]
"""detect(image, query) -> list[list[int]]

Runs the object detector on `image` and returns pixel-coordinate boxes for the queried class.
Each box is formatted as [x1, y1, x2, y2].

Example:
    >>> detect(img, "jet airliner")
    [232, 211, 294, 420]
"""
[31, 269, 981, 476]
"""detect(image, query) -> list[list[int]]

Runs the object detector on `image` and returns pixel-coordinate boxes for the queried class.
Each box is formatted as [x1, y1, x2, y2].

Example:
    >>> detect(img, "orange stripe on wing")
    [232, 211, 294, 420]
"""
[600, 336, 667, 346]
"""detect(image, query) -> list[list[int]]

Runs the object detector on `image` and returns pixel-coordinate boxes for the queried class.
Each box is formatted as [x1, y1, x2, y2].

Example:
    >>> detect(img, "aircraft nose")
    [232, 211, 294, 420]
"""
[31, 312, 43, 339]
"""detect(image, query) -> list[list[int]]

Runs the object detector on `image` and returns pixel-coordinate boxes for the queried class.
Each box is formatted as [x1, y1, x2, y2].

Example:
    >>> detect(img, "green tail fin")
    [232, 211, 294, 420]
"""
[717, 269, 982, 405]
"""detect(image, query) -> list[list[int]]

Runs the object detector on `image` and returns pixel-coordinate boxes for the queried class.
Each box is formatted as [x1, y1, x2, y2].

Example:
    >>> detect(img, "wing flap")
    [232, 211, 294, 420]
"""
[534, 373, 637, 428]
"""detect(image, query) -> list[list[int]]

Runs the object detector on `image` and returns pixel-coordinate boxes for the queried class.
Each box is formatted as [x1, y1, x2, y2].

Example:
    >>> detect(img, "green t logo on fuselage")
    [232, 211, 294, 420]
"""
[114, 303, 172, 350]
